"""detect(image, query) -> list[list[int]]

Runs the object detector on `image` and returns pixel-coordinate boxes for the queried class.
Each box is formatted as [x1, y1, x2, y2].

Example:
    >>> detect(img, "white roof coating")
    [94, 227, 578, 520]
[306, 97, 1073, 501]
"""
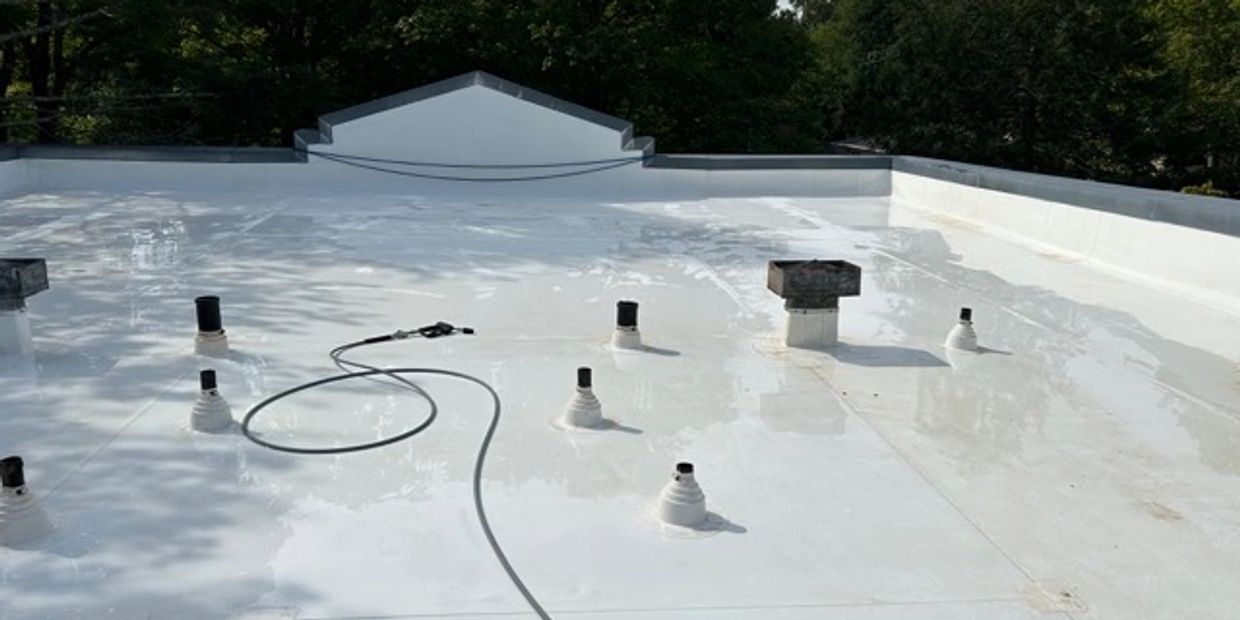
[2, 75, 1240, 620]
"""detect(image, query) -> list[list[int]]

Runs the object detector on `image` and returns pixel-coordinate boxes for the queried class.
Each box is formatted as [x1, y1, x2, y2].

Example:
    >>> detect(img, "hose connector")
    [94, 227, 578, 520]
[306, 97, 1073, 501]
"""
[379, 322, 474, 343]
[416, 322, 470, 338]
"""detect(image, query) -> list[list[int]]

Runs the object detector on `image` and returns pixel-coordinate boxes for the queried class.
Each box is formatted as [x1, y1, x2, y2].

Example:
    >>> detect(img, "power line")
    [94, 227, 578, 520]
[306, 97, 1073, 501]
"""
[312, 150, 648, 169]
[0, 92, 216, 104]
[305, 149, 644, 182]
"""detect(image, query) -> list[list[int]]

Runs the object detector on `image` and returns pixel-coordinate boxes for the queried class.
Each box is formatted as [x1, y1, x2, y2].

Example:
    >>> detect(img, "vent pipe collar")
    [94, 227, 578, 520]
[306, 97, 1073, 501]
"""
[658, 461, 707, 527]
[945, 307, 979, 352]
[0, 456, 53, 546]
[191, 369, 234, 433]
[559, 366, 604, 429]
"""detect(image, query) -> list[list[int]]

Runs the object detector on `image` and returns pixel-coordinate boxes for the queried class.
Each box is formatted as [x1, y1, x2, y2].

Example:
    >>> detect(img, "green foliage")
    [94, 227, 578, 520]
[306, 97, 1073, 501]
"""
[813, 0, 1173, 181]
[1148, 0, 1240, 193]
[1181, 180, 1228, 196]
[0, 0, 1234, 194]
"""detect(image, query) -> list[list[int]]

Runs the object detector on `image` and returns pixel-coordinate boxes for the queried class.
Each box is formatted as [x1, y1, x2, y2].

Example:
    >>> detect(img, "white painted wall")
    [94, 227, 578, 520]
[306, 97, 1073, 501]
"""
[631, 167, 889, 201]
[892, 171, 1240, 314]
[20, 159, 304, 194]
[0, 159, 29, 197]
[11, 157, 888, 200]
[317, 85, 630, 164]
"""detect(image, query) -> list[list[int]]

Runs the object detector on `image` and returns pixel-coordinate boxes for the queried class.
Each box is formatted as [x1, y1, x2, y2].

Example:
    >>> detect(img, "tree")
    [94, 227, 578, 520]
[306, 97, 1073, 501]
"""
[806, 0, 1180, 188]
[1150, 0, 1240, 193]
[387, 0, 818, 151]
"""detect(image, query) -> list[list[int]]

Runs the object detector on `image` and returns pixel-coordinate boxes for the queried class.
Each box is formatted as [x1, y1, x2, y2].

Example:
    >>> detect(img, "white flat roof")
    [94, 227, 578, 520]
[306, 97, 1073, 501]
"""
[2, 185, 1239, 619]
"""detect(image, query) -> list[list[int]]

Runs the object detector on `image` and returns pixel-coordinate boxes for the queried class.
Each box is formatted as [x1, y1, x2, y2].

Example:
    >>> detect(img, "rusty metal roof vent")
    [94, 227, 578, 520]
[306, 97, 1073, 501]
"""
[0, 259, 48, 312]
[0, 259, 49, 357]
[766, 260, 862, 348]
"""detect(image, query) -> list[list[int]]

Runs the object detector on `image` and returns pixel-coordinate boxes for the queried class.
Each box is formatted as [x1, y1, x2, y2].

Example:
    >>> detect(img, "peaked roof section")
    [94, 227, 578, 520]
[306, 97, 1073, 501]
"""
[293, 70, 654, 157]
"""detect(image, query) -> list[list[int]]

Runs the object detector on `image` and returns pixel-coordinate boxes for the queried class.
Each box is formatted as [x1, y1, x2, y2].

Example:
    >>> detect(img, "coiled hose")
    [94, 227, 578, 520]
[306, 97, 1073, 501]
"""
[239, 323, 550, 618]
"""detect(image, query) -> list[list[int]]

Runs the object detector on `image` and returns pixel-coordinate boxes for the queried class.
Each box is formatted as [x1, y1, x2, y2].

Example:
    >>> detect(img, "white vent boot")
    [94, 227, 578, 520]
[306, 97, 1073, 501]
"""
[785, 307, 840, 348]
[191, 369, 234, 433]
[0, 308, 34, 357]
[0, 258, 48, 358]
[560, 367, 604, 429]
[194, 295, 230, 357]
[0, 456, 53, 546]
[658, 462, 708, 527]
[945, 307, 979, 352]
[611, 300, 643, 350]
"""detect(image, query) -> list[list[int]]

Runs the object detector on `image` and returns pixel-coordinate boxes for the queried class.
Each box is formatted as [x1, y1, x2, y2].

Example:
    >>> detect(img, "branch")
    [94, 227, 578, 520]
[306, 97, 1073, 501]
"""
[0, 7, 112, 45]
[0, 92, 217, 103]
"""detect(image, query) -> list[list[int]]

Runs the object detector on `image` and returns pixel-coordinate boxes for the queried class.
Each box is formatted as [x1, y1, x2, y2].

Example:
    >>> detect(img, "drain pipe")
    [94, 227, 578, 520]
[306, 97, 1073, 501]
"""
[559, 366, 604, 429]
[611, 300, 643, 350]
[766, 260, 862, 348]
[194, 295, 229, 357]
[0, 259, 49, 357]
[191, 369, 234, 432]
[945, 307, 979, 352]
[0, 456, 53, 546]
[658, 462, 707, 527]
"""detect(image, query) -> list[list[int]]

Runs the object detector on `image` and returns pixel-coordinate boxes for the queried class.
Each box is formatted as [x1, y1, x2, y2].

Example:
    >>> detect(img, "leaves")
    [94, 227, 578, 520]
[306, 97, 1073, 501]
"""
[807, 0, 1236, 194]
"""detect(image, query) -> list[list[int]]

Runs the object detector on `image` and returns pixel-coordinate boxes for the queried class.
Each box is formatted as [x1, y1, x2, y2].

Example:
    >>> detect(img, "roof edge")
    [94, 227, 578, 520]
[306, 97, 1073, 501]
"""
[648, 154, 891, 170]
[0, 144, 300, 164]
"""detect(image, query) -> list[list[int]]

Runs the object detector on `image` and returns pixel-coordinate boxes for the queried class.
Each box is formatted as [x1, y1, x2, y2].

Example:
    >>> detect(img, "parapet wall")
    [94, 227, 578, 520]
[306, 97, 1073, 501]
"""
[891, 161, 1240, 314]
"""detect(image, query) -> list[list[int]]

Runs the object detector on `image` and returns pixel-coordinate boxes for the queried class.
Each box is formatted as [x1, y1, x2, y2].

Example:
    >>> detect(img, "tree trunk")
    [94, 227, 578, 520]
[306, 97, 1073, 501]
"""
[26, 2, 56, 143]
[0, 46, 15, 143]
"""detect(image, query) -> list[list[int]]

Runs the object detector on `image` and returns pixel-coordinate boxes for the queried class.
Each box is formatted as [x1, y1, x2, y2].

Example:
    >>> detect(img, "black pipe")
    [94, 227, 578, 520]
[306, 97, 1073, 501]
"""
[676, 462, 694, 475]
[1, 456, 25, 488]
[200, 369, 217, 391]
[576, 367, 592, 389]
[195, 296, 223, 332]
[959, 307, 973, 322]
[616, 300, 638, 328]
